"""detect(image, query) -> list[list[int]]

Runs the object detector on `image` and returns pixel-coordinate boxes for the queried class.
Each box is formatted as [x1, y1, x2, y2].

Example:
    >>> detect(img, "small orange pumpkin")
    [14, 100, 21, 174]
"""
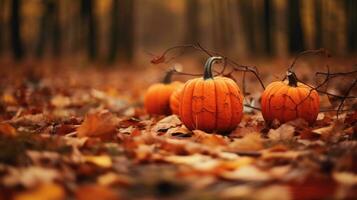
[144, 70, 183, 115]
[169, 85, 183, 115]
[178, 57, 244, 133]
[261, 71, 320, 125]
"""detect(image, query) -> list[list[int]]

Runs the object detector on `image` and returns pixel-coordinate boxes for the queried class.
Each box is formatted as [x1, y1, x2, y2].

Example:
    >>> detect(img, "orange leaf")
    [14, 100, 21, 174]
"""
[77, 110, 117, 138]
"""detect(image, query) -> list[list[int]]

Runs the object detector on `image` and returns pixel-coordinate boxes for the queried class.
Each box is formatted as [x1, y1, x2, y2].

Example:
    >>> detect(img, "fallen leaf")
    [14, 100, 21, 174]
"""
[97, 172, 133, 186]
[153, 115, 182, 132]
[0, 122, 17, 137]
[221, 166, 272, 182]
[75, 185, 119, 200]
[51, 95, 71, 108]
[14, 183, 65, 200]
[2, 167, 60, 188]
[77, 110, 117, 138]
[228, 132, 264, 151]
[333, 172, 357, 185]
[268, 124, 295, 141]
[84, 155, 112, 168]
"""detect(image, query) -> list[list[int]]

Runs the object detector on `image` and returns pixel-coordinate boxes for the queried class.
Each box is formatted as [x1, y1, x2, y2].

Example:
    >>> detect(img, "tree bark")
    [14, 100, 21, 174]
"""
[81, 0, 97, 60]
[108, 0, 135, 64]
[288, 0, 304, 53]
[185, 0, 199, 43]
[10, 0, 24, 60]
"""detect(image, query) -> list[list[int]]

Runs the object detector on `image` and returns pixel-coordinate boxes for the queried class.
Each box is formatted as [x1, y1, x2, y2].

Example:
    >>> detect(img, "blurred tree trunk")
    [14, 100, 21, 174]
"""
[272, 0, 288, 57]
[81, 0, 97, 60]
[185, 0, 199, 43]
[237, 0, 255, 55]
[321, 1, 346, 54]
[263, 0, 273, 55]
[288, 0, 304, 53]
[301, 0, 316, 49]
[108, 0, 135, 63]
[0, 0, 4, 55]
[10, 0, 24, 60]
[36, 0, 61, 58]
[345, 0, 357, 52]
[314, 0, 322, 48]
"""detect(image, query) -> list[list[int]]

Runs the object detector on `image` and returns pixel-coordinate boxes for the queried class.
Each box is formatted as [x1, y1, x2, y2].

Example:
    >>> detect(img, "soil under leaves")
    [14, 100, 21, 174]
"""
[0, 64, 356, 200]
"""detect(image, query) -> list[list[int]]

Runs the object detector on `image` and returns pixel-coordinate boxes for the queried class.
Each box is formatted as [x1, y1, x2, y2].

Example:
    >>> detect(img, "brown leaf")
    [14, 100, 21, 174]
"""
[228, 132, 264, 152]
[153, 115, 182, 132]
[0, 122, 17, 137]
[268, 124, 295, 141]
[77, 110, 117, 138]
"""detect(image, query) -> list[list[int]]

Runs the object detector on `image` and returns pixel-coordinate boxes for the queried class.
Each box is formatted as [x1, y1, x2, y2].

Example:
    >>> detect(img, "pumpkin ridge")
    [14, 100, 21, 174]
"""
[214, 78, 232, 132]
[267, 82, 285, 121]
[225, 79, 242, 129]
[191, 80, 199, 130]
[213, 79, 218, 131]
[272, 85, 289, 122]
[222, 81, 233, 131]
[262, 82, 282, 122]
[297, 87, 312, 122]
[268, 84, 285, 122]
[192, 79, 204, 130]
[181, 80, 195, 130]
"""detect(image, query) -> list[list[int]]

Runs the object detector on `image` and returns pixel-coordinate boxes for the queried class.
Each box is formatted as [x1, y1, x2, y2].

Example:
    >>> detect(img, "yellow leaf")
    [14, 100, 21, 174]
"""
[14, 183, 65, 200]
[84, 155, 112, 168]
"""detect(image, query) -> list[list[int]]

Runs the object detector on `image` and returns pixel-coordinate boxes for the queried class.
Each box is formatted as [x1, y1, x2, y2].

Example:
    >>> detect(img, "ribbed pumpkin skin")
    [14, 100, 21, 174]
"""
[179, 77, 243, 133]
[261, 81, 320, 124]
[169, 86, 183, 115]
[144, 81, 183, 115]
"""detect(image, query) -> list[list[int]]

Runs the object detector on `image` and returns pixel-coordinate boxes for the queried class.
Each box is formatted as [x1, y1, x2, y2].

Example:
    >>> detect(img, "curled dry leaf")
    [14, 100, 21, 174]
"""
[312, 119, 344, 141]
[77, 110, 118, 138]
[152, 115, 182, 132]
[268, 124, 295, 141]
[191, 130, 229, 146]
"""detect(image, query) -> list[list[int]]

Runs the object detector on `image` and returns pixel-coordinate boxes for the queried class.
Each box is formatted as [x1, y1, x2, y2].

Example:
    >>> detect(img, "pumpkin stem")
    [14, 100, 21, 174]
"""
[162, 69, 175, 84]
[287, 71, 298, 87]
[204, 56, 223, 80]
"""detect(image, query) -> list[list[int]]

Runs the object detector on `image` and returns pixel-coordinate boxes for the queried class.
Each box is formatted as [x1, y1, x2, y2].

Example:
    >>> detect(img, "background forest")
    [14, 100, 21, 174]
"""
[0, 0, 356, 66]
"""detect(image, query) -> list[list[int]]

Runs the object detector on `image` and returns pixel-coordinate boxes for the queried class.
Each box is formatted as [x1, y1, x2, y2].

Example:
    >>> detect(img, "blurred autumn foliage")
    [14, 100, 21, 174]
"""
[0, 0, 356, 65]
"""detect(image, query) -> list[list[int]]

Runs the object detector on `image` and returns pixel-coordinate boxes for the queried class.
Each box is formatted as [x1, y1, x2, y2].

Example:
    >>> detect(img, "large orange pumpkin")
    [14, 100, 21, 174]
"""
[169, 85, 183, 115]
[144, 70, 183, 115]
[178, 57, 244, 133]
[261, 71, 320, 125]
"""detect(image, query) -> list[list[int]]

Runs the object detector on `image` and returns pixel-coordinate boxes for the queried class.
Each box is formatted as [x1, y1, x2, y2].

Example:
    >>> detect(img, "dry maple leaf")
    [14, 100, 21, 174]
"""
[77, 110, 118, 138]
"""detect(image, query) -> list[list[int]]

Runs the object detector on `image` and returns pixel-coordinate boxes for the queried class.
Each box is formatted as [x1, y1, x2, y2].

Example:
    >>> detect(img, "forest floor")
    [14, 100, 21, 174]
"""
[0, 56, 356, 200]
